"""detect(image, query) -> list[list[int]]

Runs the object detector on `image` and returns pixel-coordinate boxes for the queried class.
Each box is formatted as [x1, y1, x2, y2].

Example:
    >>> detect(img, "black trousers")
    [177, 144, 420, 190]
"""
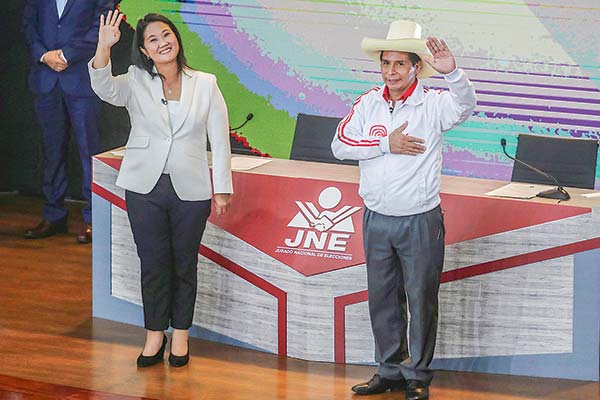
[125, 174, 211, 331]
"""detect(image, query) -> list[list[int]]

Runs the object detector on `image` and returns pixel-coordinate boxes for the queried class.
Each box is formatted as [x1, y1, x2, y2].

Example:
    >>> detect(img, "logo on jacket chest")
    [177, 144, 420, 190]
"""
[369, 125, 388, 137]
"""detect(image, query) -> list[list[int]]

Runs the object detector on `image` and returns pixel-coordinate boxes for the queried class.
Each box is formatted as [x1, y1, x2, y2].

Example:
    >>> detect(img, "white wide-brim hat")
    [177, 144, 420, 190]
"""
[361, 20, 436, 79]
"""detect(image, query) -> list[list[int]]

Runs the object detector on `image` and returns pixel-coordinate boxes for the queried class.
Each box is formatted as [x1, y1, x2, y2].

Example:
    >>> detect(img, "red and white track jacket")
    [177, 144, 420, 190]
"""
[331, 68, 477, 216]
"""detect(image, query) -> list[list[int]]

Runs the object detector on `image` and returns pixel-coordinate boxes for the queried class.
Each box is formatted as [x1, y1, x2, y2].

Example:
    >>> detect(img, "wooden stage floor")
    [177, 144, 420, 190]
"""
[0, 193, 598, 400]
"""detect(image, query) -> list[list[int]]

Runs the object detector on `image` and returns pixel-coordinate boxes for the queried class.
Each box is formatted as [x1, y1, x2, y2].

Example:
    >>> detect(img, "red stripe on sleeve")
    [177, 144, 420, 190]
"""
[337, 88, 381, 147]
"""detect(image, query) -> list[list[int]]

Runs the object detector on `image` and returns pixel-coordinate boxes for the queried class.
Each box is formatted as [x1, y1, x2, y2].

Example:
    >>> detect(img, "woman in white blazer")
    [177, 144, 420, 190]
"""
[89, 11, 233, 368]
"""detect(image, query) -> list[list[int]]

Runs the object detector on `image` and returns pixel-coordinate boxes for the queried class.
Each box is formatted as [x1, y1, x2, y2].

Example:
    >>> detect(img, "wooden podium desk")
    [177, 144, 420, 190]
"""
[92, 150, 600, 381]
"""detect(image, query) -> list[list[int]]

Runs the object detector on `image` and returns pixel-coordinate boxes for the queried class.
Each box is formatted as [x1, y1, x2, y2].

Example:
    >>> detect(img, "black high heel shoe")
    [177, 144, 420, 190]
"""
[137, 334, 167, 368]
[168, 340, 189, 367]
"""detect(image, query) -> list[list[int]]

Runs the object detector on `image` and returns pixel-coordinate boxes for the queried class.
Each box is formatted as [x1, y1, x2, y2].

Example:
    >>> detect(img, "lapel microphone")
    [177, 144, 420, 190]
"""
[161, 98, 168, 105]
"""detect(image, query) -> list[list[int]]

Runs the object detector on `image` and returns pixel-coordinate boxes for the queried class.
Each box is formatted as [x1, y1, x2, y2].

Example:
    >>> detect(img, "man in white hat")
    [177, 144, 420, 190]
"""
[331, 20, 476, 399]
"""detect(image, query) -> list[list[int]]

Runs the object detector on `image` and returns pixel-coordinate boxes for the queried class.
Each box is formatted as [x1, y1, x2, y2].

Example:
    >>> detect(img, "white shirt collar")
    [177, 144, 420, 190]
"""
[56, 0, 68, 18]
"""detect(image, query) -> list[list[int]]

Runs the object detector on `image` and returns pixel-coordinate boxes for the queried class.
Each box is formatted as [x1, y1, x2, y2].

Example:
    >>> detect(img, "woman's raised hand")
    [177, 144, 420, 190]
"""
[98, 10, 123, 49]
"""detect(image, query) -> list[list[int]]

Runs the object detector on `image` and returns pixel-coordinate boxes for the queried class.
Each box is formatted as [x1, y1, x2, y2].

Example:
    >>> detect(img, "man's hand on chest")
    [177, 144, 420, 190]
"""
[388, 121, 426, 156]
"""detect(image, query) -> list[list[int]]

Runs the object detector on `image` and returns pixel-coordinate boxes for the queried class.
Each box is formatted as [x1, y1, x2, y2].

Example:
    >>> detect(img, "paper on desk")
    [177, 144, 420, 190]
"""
[485, 182, 555, 199]
[581, 192, 600, 198]
[231, 156, 272, 171]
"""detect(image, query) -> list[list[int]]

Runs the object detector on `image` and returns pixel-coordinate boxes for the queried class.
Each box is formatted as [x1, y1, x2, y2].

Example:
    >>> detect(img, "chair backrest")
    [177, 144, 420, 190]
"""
[290, 113, 357, 166]
[511, 134, 599, 189]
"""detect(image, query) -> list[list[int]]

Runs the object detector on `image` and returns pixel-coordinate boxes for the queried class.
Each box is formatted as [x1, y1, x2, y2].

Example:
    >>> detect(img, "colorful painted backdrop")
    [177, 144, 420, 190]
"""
[120, 0, 600, 184]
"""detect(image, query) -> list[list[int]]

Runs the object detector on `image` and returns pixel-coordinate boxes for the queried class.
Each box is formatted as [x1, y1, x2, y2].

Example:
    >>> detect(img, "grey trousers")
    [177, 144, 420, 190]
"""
[363, 205, 445, 384]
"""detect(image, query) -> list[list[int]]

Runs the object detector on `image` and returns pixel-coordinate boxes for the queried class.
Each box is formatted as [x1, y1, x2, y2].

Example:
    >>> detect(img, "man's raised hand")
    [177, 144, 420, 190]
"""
[422, 37, 456, 75]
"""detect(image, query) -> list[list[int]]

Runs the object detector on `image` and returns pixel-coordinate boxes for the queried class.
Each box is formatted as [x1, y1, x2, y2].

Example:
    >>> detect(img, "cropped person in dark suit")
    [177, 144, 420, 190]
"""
[22, 0, 113, 243]
[90, 11, 233, 368]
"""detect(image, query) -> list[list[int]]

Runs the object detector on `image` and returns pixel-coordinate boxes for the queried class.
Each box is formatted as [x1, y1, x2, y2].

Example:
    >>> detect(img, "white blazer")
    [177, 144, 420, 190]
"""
[88, 59, 233, 201]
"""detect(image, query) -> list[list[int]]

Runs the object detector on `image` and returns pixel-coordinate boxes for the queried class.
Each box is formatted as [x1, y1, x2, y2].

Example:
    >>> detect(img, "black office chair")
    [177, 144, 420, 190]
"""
[511, 133, 599, 189]
[290, 113, 357, 166]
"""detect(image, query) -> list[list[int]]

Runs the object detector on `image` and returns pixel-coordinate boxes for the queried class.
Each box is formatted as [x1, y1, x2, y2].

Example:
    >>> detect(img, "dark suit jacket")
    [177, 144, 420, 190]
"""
[22, 0, 113, 96]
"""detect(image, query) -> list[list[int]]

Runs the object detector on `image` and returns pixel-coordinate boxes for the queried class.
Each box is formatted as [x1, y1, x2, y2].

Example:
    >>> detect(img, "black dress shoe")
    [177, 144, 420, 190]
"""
[76, 224, 92, 244]
[168, 340, 189, 367]
[351, 374, 406, 395]
[406, 380, 429, 400]
[24, 219, 68, 239]
[137, 334, 167, 368]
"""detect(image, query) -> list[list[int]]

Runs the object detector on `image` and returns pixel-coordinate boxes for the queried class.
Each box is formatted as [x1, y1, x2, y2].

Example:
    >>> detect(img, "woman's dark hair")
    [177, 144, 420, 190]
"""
[379, 51, 421, 66]
[131, 13, 190, 79]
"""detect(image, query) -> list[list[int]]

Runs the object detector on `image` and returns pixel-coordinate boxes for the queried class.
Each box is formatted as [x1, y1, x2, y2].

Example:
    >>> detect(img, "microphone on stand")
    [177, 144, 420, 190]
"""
[501, 138, 570, 201]
[230, 113, 254, 131]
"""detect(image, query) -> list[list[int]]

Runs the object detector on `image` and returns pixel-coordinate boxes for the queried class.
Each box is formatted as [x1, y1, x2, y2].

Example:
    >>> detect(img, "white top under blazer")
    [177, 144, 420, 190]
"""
[88, 59, 233, 201]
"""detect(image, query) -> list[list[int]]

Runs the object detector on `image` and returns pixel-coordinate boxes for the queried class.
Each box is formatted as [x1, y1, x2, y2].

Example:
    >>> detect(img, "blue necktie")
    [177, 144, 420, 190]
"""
[56, 0, 67, 18]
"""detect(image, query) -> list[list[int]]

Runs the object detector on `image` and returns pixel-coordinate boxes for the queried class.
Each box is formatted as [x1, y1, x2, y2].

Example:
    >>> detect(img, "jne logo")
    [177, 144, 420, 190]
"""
[279, 187, 361, 257]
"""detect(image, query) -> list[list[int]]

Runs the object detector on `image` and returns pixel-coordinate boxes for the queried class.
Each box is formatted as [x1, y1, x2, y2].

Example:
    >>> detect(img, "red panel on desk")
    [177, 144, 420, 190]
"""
[97, 156, 122, 171]
[441, 193, 590, 244]
[209, 172, 366, 276]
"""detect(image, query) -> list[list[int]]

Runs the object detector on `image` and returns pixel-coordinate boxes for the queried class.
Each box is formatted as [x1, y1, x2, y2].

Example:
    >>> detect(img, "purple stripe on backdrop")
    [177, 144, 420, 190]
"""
[177, 0, 262, 10]
[430, 75, 600, 93]
[178, 9, 367, 27]
[477, 110, 600, 129]
[455, 54, 584, 68]
[181, 10, 273, 21]
[360, 69, 599, 92]
[429, 78, 600, 116]
[183, 15, 358, 28]
[346, 55, 587, 69]
[426, 86, 600, 105]
[476, 100, 600, 117]
[467, 116, 600, 139]
[460, 66, 592, 80]
[182, 21, 234, 29]
[446, 87, 600, 105]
